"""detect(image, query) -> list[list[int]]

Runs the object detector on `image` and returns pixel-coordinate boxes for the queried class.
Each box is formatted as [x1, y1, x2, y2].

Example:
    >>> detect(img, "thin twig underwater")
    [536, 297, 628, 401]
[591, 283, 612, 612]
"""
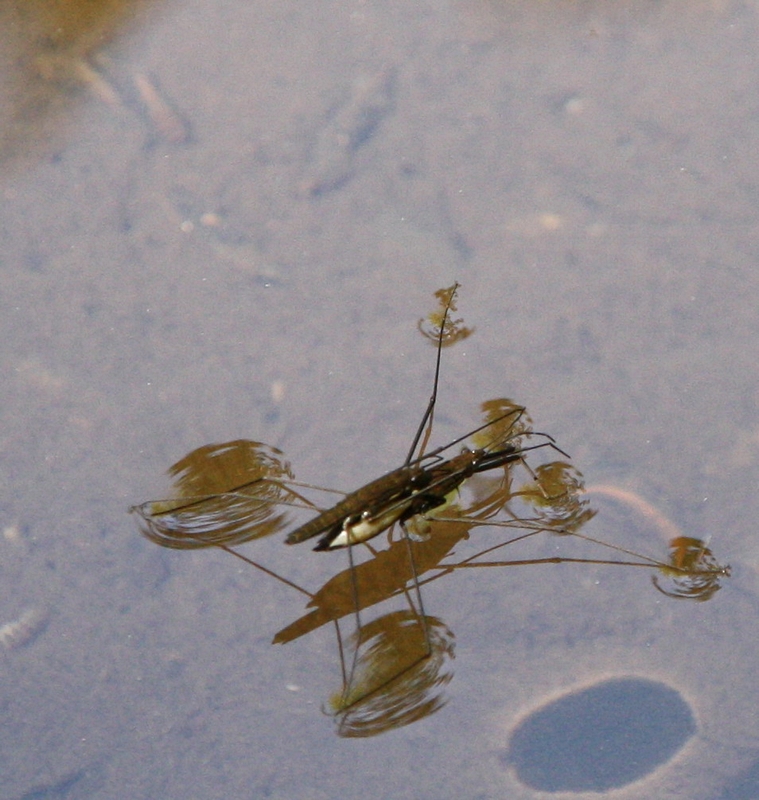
[131, 284, 730, 737]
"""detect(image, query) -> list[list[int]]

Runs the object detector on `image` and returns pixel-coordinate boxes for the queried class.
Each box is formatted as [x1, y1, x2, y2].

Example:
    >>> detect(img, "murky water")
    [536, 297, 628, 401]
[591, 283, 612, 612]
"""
[1, 0, 758, 797]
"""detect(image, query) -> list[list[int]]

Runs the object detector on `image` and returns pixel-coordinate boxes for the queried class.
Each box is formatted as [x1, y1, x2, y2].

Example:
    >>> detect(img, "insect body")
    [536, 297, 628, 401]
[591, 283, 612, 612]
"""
[287, 439, 523, 550]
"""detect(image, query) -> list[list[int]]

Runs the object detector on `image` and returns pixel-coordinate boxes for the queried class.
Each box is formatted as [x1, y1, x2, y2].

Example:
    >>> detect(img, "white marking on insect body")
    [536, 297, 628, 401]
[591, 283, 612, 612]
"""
[329, 498, 417, 549]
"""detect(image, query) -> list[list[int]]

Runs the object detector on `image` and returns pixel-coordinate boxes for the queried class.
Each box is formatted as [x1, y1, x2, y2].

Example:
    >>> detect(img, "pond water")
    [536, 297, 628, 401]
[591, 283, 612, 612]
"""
[1, 0, 758, 797]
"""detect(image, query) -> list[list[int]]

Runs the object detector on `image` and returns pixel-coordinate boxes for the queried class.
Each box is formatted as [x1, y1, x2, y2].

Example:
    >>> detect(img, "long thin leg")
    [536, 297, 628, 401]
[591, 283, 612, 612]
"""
[341, 539, 363, 704]
[400, 521, 431, 657]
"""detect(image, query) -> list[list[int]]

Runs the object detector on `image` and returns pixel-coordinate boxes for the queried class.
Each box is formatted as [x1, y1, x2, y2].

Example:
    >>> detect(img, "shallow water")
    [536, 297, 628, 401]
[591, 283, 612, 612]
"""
[1, 0, 759, 797]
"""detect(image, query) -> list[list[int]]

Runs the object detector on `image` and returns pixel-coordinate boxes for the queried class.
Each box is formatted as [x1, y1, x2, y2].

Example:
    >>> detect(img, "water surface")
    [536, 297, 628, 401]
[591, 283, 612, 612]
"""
[1, 0, 758, 797]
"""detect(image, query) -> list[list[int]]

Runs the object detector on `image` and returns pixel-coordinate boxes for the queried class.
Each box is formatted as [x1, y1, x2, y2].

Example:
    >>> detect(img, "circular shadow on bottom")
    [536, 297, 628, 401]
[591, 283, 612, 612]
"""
[506, 677, 696, 792]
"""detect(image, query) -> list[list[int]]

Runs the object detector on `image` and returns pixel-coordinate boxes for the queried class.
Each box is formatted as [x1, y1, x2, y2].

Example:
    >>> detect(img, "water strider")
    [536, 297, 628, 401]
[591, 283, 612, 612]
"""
[131, 284, 730, 733]
[284, 402, 563, 550]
